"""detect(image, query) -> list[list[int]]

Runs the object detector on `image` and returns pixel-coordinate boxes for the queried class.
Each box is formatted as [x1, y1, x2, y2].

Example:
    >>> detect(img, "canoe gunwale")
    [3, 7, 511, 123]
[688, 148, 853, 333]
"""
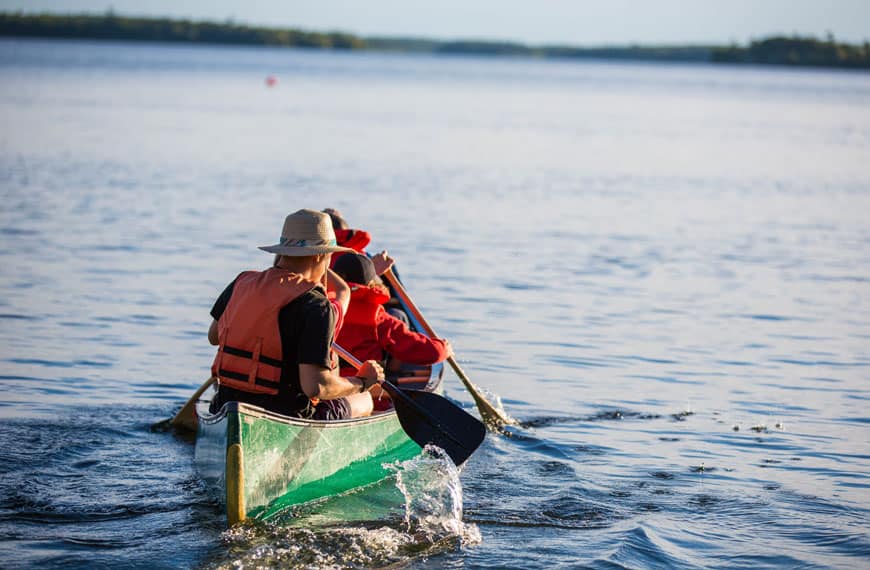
[199, 399, 399, 428]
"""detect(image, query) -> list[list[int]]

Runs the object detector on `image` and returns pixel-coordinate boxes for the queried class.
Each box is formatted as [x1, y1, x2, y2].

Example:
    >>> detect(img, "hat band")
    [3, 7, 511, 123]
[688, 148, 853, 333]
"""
[279, 236, 338, 247]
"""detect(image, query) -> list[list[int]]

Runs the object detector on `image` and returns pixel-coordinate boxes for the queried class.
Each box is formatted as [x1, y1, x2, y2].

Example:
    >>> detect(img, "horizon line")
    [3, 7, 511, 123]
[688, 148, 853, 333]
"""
[3, 8, 868, 50]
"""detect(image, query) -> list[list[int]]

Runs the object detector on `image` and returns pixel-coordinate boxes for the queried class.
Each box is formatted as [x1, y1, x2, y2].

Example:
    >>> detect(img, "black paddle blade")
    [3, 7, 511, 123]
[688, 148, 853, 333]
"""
[381, 382, 486, 466]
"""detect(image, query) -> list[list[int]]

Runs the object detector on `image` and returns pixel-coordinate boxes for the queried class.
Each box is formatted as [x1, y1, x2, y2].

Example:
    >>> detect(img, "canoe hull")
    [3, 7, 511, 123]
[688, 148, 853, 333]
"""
[194, 268, 444, 524]
[195, 398, 425, 522]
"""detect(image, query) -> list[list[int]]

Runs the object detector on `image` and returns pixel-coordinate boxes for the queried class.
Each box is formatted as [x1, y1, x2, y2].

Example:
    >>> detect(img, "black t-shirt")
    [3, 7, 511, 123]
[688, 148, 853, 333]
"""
[210, 276, 336, 417]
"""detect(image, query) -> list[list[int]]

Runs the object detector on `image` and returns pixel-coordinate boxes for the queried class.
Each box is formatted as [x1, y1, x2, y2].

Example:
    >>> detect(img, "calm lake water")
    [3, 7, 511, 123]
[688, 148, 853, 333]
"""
[1, 38, 868, 569]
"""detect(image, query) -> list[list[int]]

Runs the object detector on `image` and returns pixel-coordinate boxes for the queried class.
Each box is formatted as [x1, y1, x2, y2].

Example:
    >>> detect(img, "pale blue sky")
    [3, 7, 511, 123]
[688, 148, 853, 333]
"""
[2, 0, 868, 45]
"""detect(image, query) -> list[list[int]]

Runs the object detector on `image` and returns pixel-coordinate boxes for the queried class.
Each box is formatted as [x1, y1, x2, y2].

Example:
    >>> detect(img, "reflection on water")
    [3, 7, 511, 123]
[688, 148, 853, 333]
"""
[0, 38, 869, 568]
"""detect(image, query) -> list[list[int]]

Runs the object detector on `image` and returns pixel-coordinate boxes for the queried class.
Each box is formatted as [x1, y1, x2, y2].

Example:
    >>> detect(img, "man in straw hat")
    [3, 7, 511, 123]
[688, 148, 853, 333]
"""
[207, 209, 384, 419]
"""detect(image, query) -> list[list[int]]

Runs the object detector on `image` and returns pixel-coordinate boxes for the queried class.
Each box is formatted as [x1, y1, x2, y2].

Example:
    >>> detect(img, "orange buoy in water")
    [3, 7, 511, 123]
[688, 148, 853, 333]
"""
[265, 75, 278, 87]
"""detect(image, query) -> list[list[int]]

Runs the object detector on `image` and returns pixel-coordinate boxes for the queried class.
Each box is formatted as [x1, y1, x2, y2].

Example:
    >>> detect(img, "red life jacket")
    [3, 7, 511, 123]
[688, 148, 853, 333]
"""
[330, 228, 372, 267]
[211, 268, 317, 395]
[337, 283, 448, 376]
[337, 283, 392, 374]
[335, 228, 371, 252]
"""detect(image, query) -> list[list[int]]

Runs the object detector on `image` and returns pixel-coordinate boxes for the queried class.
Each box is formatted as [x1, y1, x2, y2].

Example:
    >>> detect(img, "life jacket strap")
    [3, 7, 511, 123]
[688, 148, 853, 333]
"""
[248, 337, 263, 388]
[217, 368, 281, 392]
[215, 326, 228, 374]
[220, 345, 283, 368]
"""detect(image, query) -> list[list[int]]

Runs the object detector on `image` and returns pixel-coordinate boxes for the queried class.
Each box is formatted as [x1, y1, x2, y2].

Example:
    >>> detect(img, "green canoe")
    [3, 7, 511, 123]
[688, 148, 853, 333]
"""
[194, 363, 443, 525]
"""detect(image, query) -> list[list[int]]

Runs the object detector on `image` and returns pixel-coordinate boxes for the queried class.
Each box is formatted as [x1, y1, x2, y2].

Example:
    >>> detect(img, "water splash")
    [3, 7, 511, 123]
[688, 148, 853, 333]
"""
[205, 446, 480, 569]
[474, 384, 520, 429]
[387, 445, 481, 546]
[214, 522, 429, 569]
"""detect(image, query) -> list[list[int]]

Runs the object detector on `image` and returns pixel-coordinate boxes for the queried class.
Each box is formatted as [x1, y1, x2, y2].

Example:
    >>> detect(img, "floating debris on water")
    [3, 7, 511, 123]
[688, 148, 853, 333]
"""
[592, 410, 624, 421]
[747, 418, 784, 433]
[521, 409, 662, 428]
[671, 400, 694, 421]
[671, 410, 695, 421]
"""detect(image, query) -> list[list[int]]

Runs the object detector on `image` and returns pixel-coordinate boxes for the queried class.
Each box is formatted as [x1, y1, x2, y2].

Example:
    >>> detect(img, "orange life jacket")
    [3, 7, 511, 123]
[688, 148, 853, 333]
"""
[211, 268, 316, 395]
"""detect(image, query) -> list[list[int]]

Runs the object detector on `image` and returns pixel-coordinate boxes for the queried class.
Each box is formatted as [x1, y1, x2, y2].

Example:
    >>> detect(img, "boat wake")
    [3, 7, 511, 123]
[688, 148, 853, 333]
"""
[207, 446, 479, 569]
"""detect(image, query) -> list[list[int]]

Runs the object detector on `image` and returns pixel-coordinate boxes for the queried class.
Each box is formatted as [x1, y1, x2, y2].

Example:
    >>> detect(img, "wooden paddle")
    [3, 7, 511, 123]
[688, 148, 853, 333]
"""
[382, 267, 518, 429]
[151, 376, 216, 432]
[333, 343, 485, 466]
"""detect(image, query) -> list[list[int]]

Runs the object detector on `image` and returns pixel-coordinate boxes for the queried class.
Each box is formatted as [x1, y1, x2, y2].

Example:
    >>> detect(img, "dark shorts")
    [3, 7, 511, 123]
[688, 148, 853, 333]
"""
[213, 385, 349, 420]
[312, 397, 352, 421]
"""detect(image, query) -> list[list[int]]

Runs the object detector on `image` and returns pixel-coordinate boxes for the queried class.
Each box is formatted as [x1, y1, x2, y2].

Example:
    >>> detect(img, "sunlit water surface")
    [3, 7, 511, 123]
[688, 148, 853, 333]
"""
[1, 38, 868, 568]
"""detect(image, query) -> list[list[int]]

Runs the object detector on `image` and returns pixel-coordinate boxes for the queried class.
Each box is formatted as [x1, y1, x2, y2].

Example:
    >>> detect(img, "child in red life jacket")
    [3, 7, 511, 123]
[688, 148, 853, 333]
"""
[332, 253, 452, 386]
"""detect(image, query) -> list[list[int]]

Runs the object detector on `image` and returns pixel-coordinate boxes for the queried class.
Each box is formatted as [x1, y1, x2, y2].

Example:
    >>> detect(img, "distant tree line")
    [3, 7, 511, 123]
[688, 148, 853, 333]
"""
[1, 12, 868, 69]
[0, 12, 363, 49]
[712, 36, 870, 69]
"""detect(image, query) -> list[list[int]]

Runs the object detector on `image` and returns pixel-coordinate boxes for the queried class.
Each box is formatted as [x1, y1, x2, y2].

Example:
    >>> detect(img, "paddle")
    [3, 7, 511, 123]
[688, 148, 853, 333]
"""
[333, 343, 485, 466]
[151, 376, 216, 433]
[381, 267, 518, 429]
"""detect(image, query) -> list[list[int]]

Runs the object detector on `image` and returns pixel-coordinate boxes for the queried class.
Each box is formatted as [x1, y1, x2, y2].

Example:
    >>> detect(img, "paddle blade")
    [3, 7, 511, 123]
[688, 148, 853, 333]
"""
[382, 383, 486, 466]
[452, 367, 519, 429]
[151, 377, 216, 433]
[382, 269, 518, 431]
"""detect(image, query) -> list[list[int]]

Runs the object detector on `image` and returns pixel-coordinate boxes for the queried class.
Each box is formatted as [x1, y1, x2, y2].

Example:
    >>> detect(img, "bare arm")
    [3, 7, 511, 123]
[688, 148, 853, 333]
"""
[326, 267, 350, 316]
[298, 360, 383, 400]
[208, 319, 219, 345]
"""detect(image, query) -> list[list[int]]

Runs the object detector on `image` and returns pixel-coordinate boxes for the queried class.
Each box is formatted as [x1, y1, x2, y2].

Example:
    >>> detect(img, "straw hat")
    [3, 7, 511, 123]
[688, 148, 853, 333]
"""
[259, 209, 357, 256]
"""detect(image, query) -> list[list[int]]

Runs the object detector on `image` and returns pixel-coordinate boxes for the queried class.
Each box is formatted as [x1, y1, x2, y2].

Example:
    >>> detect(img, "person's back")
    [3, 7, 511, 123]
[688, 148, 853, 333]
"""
[210, 267, 340, 418]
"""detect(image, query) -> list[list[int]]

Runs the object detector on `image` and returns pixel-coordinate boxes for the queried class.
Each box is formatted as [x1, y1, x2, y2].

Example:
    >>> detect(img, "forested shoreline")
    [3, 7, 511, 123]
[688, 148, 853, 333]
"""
[2, 12, 868, 69]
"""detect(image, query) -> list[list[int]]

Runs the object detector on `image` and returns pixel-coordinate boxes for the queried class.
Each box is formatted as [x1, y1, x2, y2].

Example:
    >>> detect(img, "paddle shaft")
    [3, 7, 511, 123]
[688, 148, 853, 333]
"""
[381, 268, 517, 427]
[332, 343, 416, 406]
[151, 375, 216, 432]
